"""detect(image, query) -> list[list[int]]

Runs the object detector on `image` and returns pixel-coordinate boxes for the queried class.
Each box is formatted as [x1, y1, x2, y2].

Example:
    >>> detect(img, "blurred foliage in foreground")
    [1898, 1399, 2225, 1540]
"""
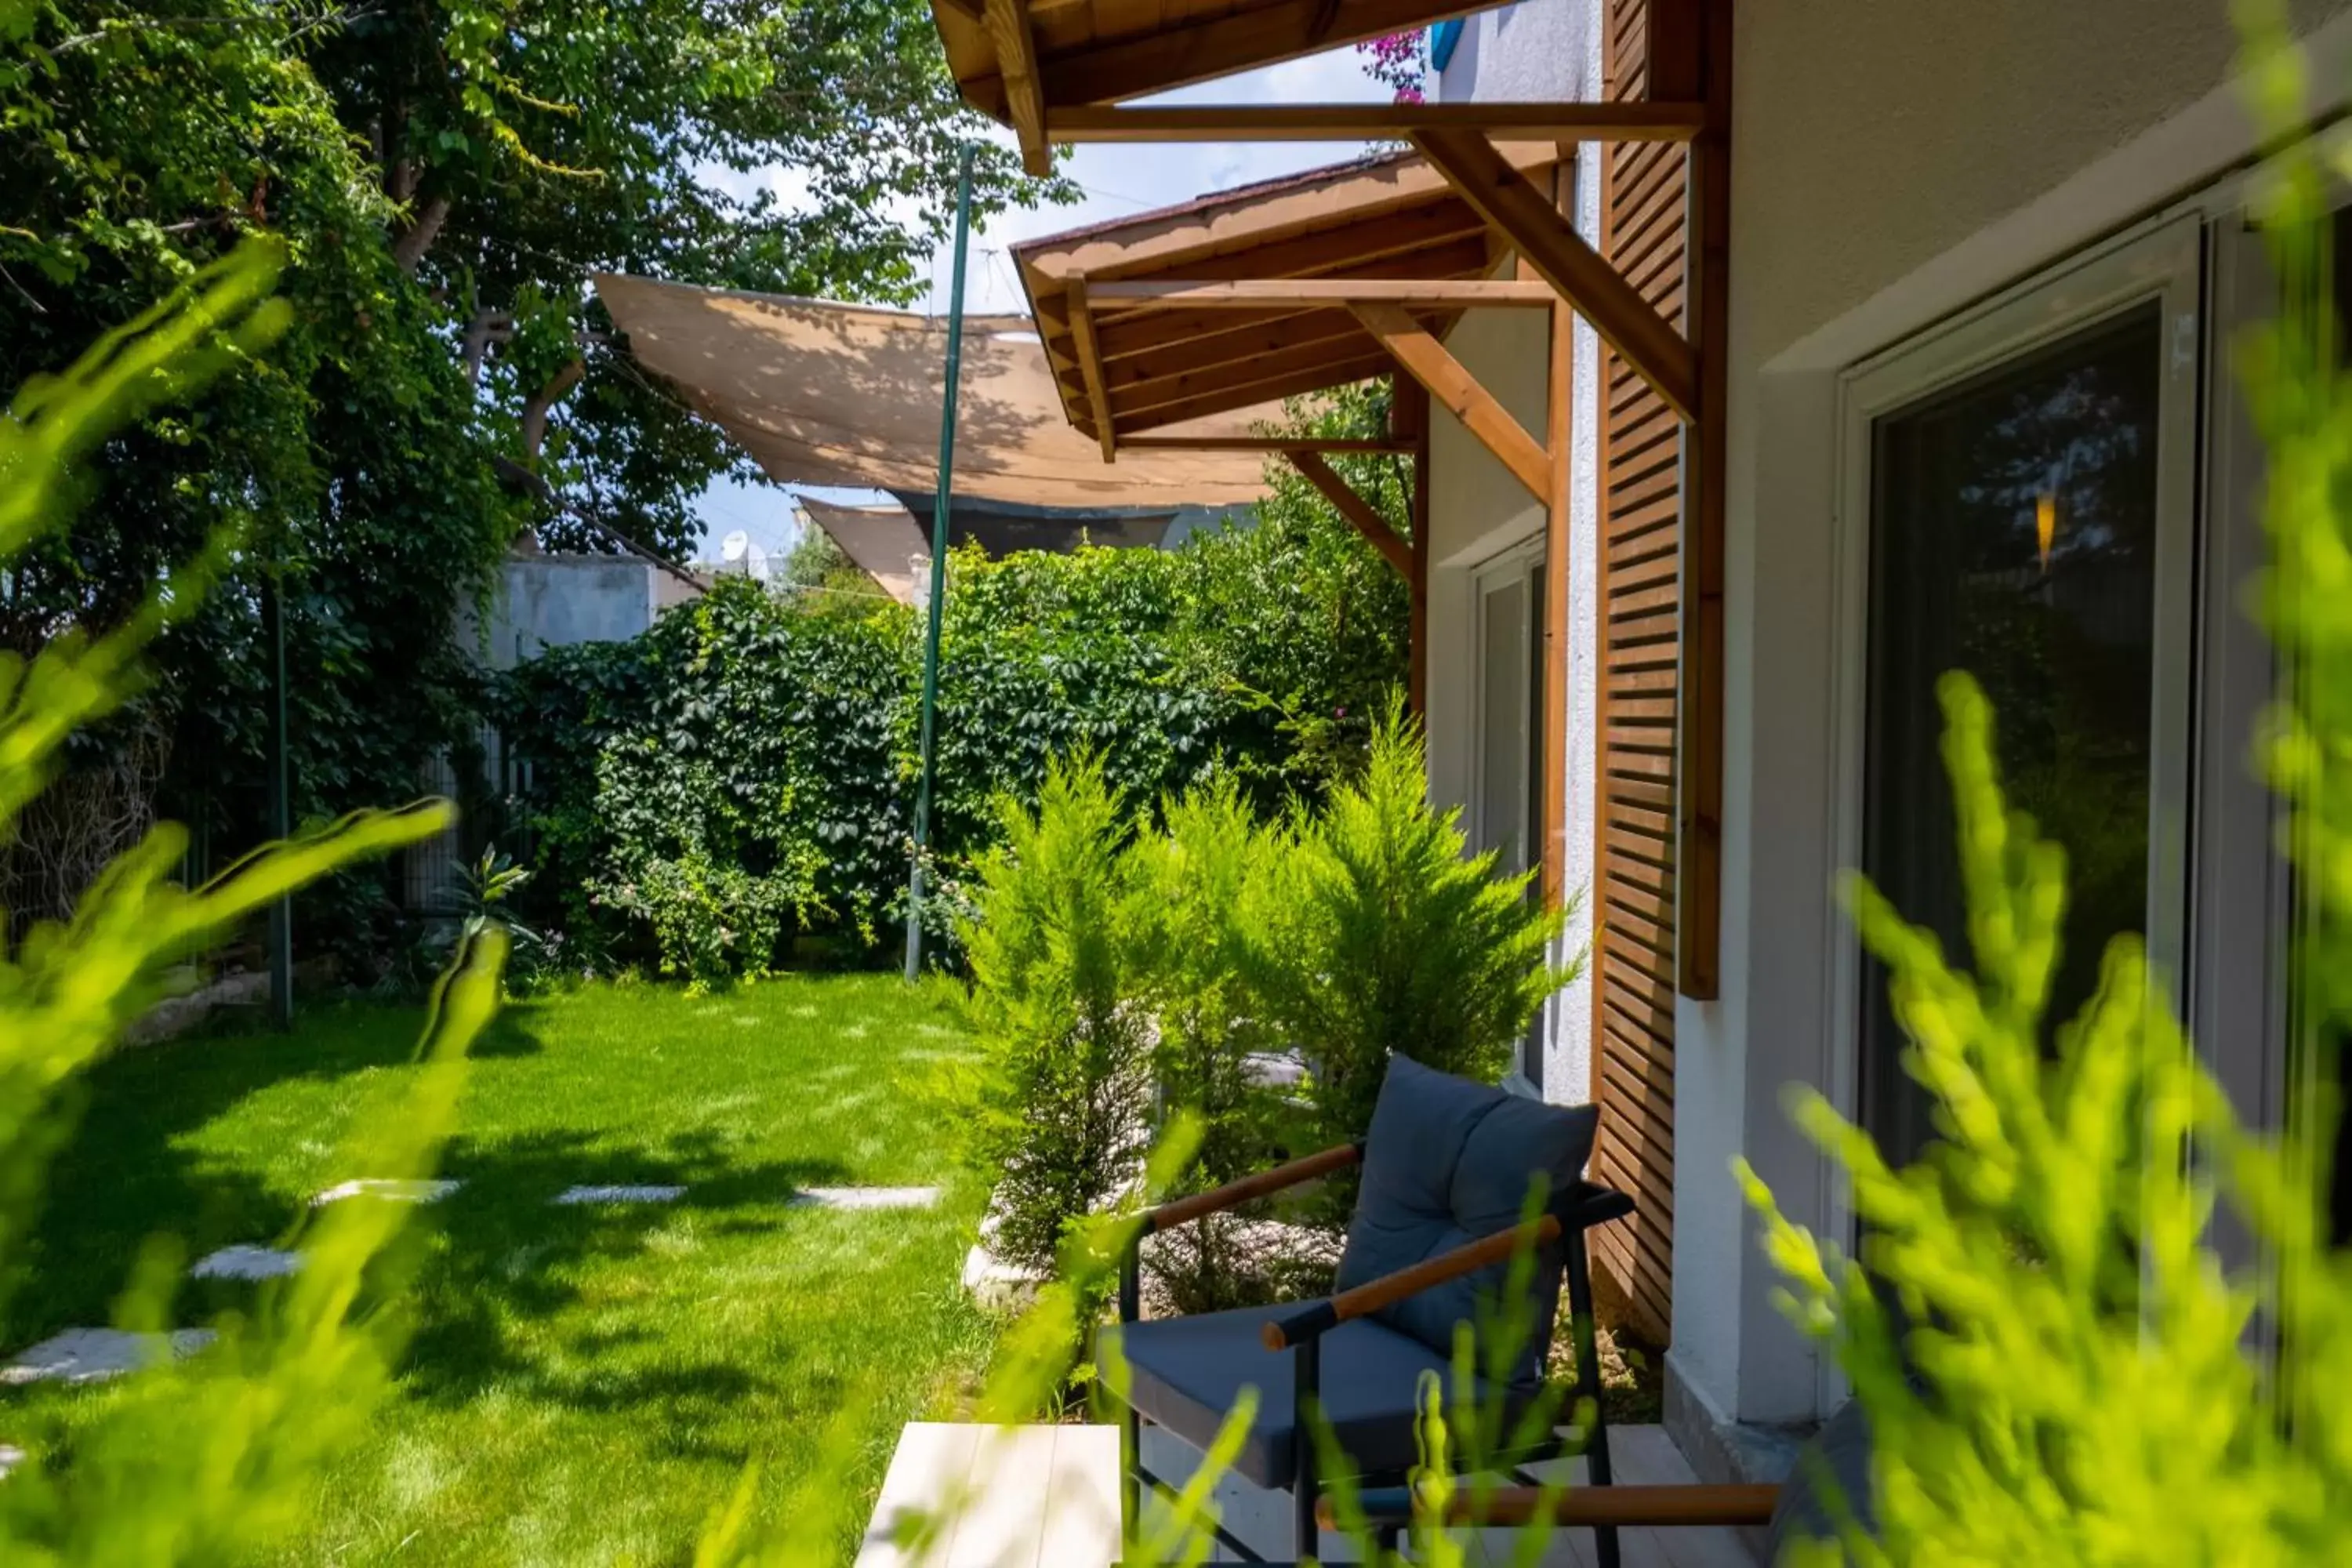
[0, 240, 506, 1559]
[1740, 14, 2352, 1563]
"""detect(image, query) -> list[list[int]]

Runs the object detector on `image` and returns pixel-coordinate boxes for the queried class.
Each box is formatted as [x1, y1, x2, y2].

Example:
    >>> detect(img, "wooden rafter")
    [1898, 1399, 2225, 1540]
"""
[964, 0, 1490, 118]
[1287, 451, 1413, 580]
[1052, 203, 1490, 297]
[1064, 275, 1116, 461]
[1044, 102, 1704, 143]
[1351, 302, 1548, 502]
[1116, 350, 1395, 436]
[1120, 435, 1413, 453]
[1411, 125, 1699, 421]
[980, 0, 1049, 176]
[1088, 278, 1555, 310]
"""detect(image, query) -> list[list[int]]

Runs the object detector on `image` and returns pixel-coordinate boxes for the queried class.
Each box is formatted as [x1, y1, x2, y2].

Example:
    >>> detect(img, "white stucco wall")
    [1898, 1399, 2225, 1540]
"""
[1421, 0, 1604, 1109]
[1674, 0, 2352, 1445]
[1436, 0, 1581, 103]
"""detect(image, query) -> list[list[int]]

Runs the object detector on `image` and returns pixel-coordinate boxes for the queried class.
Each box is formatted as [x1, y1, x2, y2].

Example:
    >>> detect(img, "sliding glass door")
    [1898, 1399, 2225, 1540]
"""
[1842, 220, 2202, 1174]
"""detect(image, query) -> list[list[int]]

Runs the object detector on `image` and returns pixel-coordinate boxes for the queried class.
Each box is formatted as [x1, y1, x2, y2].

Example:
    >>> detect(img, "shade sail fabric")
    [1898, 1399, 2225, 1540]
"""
[794, 499, 928, 607]
[593, 274, 1276, 509]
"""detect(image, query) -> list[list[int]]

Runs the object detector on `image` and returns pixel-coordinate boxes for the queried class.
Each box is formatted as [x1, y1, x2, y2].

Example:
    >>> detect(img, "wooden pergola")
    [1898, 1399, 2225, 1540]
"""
[936, 0, 1730, 1342]
[1013, 143, 1571, 892]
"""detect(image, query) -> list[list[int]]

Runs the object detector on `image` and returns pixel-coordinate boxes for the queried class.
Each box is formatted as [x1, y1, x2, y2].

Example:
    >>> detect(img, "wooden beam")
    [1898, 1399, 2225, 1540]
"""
[1316, 1484, 1780, 1533]
[1671, 0, 1730, 1002]
[1084, 240, 1497, 362]
[980, 0, 1050, 177]
[1044, 101, 1705, 143]
[1056, 202, 1490, 297]
[1411, 126, 1699, 421]
[1064, 275, 1116, 462]
[1352, 301, 1550, 502]
[1540, 167, 1573, 915]
[1287, 450, 1414, 580]
[1120, 435, 1414, 454]
[1090, 278, 1557, 310]
[1114, 350, 1396, 436]
[1401, 376, 1431, 717]
[1003, 0, 1506, 115]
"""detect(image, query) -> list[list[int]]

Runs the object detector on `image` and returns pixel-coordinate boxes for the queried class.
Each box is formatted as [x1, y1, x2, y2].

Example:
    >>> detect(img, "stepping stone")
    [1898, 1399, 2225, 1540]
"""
[311, 1178, 461, 1207]
[553, 1184, 686, 1205]
[191, 1244, 301, 1281]
[2, 1328, 216, 1385]
[790, 1186, 941, 1211]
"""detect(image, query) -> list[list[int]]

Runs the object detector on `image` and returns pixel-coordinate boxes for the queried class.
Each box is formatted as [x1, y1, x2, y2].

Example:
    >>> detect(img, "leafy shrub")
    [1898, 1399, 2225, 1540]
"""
[495, 483, 1409, 982]
[1126, 778, 1305, 1312]
[1254, 699, 1577, 1160]
[960, 755, 1156, 1276]
[964, 701, 1579, 1301]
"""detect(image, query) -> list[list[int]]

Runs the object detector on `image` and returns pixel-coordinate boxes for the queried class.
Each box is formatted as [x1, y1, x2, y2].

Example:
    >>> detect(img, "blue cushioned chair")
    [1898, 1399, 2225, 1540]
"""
[1107, 1054, 1635, 1566]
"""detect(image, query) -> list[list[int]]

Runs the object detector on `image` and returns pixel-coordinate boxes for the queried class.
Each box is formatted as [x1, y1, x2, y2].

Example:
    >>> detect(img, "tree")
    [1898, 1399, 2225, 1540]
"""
[0, 0, 1067, 953]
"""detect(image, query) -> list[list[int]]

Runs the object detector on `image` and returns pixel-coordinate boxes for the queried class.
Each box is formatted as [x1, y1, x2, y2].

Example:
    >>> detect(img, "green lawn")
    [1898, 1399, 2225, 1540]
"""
[4, 974, 996, 1565]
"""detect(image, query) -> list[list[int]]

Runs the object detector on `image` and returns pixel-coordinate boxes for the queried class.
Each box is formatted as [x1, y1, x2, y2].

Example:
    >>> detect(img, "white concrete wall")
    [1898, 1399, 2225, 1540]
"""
[1421, 0, 1602, 1109]
[1674, 0, 2352, 1446]
[1437, 0, 1581, 103]
[476, 554, 670, 668]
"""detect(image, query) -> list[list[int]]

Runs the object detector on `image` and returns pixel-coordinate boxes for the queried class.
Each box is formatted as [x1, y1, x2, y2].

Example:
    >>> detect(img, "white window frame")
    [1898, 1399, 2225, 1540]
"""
[1472, 535, 1548, 1098]
[1469, 535, 1547, 876]
[1820, 212, 2208, 1406]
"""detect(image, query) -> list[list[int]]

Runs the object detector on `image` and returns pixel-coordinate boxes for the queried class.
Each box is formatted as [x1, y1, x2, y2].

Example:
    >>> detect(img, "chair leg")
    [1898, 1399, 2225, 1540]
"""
[1293, 1334, 1322, 1562]
[1565, 1236, 1619, 1568]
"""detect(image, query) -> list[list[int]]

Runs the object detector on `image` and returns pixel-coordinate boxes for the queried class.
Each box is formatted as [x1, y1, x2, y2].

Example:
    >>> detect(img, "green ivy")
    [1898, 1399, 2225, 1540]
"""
[495, 489, 1410, 979]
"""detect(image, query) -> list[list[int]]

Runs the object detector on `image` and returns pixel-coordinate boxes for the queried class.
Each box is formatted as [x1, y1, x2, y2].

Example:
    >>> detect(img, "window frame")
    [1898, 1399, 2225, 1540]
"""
[1821, 210, 2208, 1404]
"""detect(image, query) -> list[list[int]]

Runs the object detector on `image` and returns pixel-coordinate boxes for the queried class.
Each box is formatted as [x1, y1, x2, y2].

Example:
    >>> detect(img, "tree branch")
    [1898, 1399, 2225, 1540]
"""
[519, 358, 585, 459]
[391, 194, 451, 275]
[460, 308, 514, 385]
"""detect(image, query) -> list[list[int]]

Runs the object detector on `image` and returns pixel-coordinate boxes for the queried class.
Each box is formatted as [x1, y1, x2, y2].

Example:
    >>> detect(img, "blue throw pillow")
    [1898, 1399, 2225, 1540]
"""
[1333, 1054, 1600, 1386]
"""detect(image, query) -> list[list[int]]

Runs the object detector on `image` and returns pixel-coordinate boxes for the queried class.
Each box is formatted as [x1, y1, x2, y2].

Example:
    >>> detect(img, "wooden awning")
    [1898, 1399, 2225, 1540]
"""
[1014, 143, 1564, 456]
[932, 0, 1704, 172]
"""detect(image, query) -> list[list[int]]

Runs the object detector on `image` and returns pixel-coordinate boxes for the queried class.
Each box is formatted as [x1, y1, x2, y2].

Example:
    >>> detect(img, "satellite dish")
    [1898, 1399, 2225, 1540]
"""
[718, 530, 771, 581]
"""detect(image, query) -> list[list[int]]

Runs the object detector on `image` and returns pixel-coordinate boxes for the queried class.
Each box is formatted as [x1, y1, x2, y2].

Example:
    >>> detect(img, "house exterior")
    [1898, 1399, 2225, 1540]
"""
[958, 0, 2352, 1494]
[1412, 0, 2352, 1484]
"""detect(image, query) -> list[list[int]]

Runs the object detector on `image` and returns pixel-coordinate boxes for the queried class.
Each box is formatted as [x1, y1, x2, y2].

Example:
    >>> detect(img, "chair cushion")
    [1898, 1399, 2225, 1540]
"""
[1334, 1054, 1599, 1385]
[1110, 1304, 1537, 1489]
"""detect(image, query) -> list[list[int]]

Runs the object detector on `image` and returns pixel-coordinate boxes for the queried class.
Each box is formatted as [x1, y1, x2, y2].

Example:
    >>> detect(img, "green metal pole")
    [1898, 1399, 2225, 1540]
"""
[263, 576, 293, 1030]
[905, 143, 975, 982]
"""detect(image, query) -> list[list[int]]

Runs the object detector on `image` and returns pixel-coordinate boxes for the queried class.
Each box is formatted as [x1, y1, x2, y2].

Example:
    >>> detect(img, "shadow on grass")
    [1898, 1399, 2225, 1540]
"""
[9, 1000, 576, 1346]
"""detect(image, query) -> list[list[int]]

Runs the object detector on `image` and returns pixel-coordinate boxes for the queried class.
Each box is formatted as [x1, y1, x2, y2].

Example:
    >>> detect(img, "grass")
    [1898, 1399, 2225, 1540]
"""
[2, 972, 996, 1566]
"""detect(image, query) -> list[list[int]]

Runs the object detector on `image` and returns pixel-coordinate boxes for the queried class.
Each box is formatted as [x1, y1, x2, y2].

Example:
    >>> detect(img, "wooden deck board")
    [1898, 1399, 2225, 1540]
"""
[858, 1422, 1122, 1568]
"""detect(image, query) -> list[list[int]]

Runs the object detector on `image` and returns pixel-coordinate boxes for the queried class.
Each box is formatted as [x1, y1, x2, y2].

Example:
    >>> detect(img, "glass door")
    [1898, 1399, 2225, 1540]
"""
[1841, 219, 2203, 1174]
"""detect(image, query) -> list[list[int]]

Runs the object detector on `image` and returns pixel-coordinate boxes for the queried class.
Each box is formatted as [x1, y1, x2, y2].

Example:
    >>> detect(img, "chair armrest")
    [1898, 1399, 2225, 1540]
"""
[1142, 1141, 1362, 1235]
[1261, 1214, 1563, 1351]
[1555, 1179, 1635, 1231]
[1324, 1483, 1779, 1531]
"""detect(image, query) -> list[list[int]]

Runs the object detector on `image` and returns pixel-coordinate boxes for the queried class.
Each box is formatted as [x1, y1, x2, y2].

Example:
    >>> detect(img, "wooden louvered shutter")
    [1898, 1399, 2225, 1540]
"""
[1589, 0, 1682, 1345]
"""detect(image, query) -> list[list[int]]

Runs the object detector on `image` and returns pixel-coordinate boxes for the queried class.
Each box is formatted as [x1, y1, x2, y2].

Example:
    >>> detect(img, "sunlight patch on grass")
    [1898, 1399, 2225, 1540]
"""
[10, 972, 992, 1566]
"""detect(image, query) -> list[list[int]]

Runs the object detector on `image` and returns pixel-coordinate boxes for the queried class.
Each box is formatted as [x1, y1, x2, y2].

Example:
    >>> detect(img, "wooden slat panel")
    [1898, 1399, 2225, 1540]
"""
[1589, 0, 1681, 1351]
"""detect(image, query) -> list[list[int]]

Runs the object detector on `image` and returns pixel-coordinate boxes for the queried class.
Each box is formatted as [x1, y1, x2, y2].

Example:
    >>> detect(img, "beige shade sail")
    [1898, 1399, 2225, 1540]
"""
[795, 499, 929, 607]
[593, 274, 1276, 510]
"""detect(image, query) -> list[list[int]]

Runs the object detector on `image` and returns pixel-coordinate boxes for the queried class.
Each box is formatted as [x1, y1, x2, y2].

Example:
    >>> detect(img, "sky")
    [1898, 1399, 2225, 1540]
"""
[688, 45, 1392, 567]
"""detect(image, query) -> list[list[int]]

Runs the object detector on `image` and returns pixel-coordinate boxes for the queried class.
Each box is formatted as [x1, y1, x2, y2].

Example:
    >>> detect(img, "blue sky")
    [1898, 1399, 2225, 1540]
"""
[688, 45, 1390, 564]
